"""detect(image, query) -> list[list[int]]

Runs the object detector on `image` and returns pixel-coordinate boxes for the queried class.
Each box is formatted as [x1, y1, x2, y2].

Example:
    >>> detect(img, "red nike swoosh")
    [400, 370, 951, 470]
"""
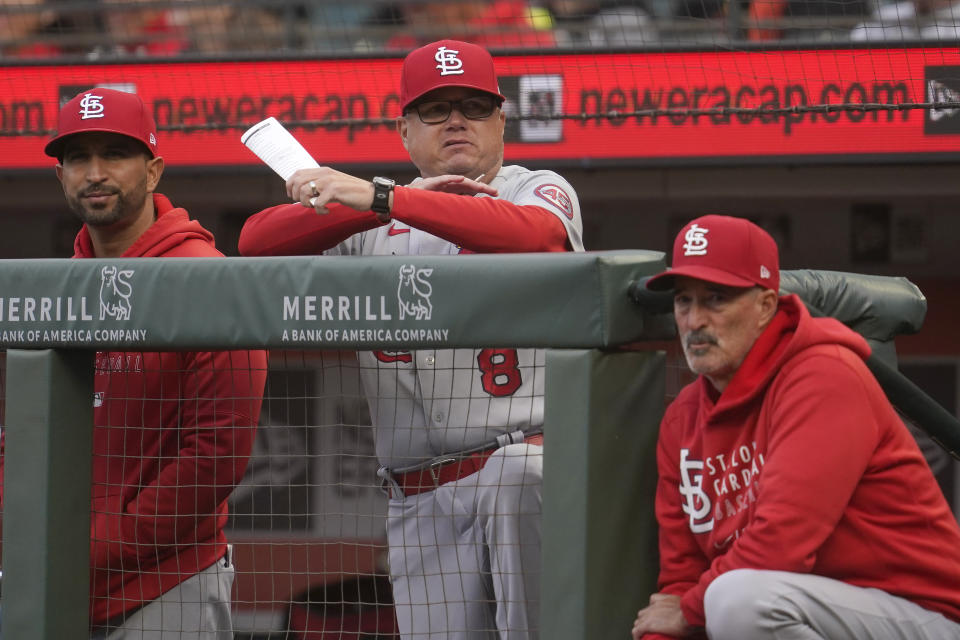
[387, 224, 410, 236]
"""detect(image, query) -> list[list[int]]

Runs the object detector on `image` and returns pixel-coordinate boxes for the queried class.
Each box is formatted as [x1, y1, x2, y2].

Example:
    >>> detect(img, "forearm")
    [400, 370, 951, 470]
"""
[239, 202, 382, 256]
[390, 186, 570, 253]
[137, 442, 246, 531]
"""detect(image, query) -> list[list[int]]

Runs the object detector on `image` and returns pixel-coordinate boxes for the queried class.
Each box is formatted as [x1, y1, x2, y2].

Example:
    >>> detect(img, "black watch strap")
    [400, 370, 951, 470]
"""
[371, 177, 395, 216]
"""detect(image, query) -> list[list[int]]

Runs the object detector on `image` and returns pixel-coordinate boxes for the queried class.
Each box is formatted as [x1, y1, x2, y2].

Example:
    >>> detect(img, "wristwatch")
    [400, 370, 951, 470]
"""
[371, 176, 396, 220]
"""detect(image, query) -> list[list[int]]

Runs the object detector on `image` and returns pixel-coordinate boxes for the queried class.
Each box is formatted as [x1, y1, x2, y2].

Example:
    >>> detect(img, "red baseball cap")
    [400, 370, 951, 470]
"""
[45, 88, 158, 159]
[399, 39, 506, 111]
[646, 215, 780, 292]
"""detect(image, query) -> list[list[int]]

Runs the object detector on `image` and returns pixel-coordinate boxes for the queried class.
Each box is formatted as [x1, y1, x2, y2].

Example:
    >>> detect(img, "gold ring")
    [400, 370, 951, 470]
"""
[309, 181, 319, 197]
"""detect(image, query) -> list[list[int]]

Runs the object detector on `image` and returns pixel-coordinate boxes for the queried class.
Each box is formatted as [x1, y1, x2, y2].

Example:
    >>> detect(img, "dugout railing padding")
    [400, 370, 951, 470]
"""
[0, 250, 935, 639]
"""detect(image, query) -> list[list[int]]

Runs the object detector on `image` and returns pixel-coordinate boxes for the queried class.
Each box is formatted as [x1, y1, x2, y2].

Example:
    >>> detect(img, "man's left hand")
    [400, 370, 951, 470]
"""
[631, 593, 692, 639]
[411, 174, 499, 197]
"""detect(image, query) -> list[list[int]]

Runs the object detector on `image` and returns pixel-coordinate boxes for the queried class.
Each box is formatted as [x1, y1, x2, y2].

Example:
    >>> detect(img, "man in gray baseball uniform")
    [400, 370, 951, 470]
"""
[239, 39, 584, 639]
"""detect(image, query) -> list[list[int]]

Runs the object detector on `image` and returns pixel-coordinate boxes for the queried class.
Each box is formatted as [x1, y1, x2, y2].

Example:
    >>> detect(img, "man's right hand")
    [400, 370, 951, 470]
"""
[286, 169, 499, 216]
[632, 593, 693, 639]
[286, 167, 377, 214]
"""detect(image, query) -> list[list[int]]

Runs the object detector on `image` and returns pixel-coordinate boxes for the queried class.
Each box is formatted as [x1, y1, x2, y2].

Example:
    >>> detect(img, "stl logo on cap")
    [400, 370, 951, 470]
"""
[435, 46, 465, 76]
[683, 223, 709, 256]
[79, 92, 106, 120]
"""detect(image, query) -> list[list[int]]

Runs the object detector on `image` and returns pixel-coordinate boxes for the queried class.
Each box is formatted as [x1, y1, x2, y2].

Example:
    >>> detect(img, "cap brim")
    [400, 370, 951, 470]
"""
[44, 130, 155, 158]
[645, 266, 759, 291]
[402, 85, 506, 110]
[44, 133, 71, 158]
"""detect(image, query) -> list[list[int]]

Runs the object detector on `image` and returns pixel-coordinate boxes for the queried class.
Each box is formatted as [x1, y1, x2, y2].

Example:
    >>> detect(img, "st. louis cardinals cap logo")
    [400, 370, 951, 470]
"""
[682, 223, 709, 256]
[79, 92, 106, 120]
[434, 46, 464, 76]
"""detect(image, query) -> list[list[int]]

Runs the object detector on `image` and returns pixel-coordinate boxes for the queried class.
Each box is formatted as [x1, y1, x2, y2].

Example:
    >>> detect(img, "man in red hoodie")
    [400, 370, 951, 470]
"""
[42, 88, 268, 637]
[632, 215, 960, 639]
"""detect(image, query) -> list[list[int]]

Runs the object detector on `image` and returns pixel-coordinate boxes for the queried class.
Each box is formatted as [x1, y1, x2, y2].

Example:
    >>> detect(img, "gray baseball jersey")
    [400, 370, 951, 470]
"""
[324, 164, 584, 468]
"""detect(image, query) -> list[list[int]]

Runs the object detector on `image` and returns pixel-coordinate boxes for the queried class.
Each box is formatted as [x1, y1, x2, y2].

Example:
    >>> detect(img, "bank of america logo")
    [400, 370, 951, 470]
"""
[99, 265, 134, 321]
[397, 264, 433, 321]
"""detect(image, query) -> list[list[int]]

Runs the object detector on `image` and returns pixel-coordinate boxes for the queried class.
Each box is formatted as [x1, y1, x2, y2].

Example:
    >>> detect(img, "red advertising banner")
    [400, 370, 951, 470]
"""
[2, 47, 959, 170]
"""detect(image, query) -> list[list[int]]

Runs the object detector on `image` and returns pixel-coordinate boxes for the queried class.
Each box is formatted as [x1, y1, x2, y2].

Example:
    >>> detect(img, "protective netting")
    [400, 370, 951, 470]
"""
[0, 346, 954, 636]
[226, 346, 562, 637]
[0, 345, 684, 637]
[1, 0, 959, 170]
[226, 349, 393, 636]
[0, 345, 687, 640]
[1, 0, 959, 57]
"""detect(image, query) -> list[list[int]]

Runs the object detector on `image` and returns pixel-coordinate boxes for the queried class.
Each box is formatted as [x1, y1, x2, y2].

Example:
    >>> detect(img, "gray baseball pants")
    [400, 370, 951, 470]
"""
[704, 568, 960, 639]
[90, 547, 235, 640]
[387, 442, 543, 639]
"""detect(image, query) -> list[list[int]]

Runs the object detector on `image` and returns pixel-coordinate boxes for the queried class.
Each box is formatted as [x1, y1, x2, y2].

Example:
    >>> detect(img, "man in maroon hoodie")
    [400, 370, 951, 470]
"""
[41, 88, 268, 637]
[632, 215, 960, 639]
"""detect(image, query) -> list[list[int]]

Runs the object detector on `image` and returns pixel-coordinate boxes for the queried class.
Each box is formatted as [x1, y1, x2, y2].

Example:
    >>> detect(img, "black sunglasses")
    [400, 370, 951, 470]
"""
[407, 95, 500, 124]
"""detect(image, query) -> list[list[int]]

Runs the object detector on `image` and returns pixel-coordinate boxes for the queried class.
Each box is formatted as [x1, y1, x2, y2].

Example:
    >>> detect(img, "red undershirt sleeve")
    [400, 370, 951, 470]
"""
[389, 186, 571, 253]
[238, 202, 382, 256]
[239, 185, 572, 256]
